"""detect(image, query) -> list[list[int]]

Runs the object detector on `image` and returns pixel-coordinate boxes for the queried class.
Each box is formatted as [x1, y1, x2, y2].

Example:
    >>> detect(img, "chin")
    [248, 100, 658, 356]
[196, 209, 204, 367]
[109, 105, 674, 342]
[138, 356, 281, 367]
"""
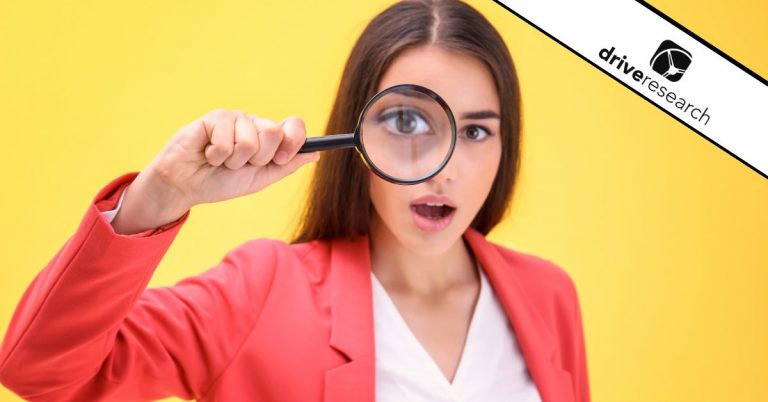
[398, 218, 466, 255]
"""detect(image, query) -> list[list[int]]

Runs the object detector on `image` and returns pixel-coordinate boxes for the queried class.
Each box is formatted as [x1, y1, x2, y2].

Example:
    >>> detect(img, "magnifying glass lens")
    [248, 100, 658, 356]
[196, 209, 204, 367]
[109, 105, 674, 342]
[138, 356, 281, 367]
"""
[360, 88, 453, 183]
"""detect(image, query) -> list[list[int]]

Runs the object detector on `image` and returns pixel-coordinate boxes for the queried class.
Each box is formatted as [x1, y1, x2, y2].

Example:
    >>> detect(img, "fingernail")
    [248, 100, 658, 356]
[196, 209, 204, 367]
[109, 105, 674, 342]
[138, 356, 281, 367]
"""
[275, 151, 288, 164]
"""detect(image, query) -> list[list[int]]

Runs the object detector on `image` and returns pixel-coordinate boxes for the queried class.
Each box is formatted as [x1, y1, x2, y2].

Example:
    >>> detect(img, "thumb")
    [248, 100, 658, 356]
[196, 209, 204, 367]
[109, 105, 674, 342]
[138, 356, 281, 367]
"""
[247, 151, 320, 193]
[280, 151, 320, 173]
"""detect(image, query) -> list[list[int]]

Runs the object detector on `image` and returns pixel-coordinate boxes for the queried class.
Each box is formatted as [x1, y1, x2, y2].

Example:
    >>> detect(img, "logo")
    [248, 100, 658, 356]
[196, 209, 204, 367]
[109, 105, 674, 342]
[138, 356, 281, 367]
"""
[649, 40, 692, 82]
[598, 44, 710, 126]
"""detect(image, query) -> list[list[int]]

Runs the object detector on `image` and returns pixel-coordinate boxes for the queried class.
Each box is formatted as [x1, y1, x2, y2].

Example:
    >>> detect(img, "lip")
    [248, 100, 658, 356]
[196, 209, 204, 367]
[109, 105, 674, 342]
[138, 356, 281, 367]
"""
[409, 194, 457, 208]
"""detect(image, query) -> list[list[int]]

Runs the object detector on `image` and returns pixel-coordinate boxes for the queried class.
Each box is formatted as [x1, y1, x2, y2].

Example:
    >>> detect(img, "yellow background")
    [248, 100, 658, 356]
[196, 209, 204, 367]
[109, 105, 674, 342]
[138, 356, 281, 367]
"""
[1, 0, 766, 401]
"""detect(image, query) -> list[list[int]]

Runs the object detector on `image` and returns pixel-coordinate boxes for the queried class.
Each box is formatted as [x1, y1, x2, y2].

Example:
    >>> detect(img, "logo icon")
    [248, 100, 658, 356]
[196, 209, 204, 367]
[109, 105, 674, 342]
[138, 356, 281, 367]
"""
[650, 40, 692, 82]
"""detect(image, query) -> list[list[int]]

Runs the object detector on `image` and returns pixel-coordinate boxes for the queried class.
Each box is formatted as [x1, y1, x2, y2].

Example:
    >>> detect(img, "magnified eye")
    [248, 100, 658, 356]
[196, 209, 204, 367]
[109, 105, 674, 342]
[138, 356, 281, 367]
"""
[378, 107, 431, 136]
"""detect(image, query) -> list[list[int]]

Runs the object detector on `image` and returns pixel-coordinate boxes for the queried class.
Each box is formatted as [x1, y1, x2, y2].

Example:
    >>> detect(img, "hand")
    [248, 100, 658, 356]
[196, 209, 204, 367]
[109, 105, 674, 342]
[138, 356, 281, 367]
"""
[110, 109, 319, 234]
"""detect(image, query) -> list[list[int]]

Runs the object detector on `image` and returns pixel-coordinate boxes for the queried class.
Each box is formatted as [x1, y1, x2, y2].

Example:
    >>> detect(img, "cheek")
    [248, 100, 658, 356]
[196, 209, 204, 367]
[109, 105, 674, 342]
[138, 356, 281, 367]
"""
[369, 174, 384, 211]
[369, 173, 406, 222]
[465, 141, 502, 205]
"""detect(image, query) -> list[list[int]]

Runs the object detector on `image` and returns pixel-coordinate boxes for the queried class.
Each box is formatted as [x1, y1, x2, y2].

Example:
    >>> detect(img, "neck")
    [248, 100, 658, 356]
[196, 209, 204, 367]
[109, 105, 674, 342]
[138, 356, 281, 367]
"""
[369, 213, 478, 297]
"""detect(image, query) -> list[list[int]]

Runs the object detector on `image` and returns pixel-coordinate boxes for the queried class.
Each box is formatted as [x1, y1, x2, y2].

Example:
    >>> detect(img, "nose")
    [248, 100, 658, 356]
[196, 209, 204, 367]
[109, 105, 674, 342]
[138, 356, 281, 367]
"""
[428, 150, 458, 185]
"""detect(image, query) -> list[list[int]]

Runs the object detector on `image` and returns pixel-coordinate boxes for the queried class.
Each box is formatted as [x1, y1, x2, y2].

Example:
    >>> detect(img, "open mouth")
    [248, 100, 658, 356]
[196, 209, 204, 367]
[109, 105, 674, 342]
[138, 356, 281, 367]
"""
[410, 203, 456, 220]
[409, 195, 457, 232]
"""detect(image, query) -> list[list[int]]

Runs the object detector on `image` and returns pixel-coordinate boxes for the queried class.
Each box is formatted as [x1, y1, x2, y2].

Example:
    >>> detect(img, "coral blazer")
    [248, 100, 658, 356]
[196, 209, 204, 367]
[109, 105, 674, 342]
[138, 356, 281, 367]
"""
[0, 172, 590, 402]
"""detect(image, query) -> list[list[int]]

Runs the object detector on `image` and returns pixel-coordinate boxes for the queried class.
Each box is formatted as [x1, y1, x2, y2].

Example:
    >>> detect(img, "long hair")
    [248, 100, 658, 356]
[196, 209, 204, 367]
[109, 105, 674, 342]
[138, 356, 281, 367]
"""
[291, 0, 522, 243]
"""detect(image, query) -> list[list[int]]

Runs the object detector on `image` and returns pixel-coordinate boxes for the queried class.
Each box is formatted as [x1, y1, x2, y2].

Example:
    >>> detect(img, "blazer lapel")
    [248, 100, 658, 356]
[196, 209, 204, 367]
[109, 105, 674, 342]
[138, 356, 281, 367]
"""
[324, 234, 376, 402]
[463, 227, 575, 402]
[323, 228, 574, 402]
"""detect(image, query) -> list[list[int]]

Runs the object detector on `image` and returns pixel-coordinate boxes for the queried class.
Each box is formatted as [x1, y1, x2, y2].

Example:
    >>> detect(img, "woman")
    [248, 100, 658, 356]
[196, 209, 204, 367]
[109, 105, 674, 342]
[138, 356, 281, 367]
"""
[0, 0, 589, 401]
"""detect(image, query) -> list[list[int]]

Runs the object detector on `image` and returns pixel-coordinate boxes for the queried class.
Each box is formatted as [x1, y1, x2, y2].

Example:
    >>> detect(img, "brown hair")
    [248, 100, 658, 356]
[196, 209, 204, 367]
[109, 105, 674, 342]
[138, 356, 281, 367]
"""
[290, 0, 522, 244]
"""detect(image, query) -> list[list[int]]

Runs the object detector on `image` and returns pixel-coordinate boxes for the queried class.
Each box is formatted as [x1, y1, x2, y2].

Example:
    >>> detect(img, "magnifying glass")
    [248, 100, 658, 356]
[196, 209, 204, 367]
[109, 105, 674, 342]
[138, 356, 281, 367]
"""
[297, 83, 457, 185]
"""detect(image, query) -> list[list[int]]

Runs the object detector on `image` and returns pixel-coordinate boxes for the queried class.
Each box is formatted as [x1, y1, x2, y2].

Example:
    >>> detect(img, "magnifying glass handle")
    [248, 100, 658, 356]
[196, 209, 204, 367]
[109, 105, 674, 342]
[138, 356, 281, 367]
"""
[298, 133, 356, 153]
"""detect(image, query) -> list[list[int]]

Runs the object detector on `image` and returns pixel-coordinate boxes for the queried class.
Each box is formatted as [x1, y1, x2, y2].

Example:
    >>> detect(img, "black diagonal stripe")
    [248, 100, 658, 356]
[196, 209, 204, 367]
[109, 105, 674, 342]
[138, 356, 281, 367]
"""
[637, 0, 766, 87]
[490, 0, 768, 180]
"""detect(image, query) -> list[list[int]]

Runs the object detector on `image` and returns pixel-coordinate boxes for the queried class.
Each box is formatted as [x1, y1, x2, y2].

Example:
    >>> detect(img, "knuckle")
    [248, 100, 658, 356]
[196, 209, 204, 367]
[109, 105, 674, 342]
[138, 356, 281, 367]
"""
[208, 108, 229, 118]
[286, 115, 305, 129]
[222, 141, 235, 153]
[211, 141, 232, 155]
[259, 125, 283, 141]
[292, 116, 306, 127]
[236, 139, 258, 154]
[205, 108, 236, 127]
[192, 119, 207, 134]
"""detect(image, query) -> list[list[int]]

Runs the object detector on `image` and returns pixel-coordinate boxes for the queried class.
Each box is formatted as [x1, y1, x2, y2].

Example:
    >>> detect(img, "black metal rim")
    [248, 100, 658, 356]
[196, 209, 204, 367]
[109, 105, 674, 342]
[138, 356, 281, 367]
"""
[354, 83, 457, 185]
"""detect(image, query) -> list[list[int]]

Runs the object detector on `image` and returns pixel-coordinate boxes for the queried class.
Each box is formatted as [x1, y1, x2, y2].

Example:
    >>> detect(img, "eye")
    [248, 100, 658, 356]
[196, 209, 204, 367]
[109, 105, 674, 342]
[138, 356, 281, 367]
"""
[378, 108, 432, 136]
[463, 125, 491, 141]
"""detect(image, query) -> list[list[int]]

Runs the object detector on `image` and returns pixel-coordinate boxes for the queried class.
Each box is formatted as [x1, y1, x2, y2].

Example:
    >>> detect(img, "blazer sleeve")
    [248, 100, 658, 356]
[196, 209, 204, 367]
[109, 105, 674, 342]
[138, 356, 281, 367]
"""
[561, 272, 591, 402]
[0, 171, 277, 401]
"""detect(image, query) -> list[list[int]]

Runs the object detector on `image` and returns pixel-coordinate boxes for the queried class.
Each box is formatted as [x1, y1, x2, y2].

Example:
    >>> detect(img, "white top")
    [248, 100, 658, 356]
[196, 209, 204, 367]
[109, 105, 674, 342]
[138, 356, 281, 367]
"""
[371, 263, 542, 402]
[101, 183, 130, 224]
[101, 185, 541, 401]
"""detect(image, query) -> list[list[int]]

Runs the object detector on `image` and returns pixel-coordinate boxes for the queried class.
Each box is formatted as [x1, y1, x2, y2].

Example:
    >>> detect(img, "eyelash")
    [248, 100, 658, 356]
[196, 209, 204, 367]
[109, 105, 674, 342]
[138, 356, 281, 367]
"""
[461, 125, 493, 141]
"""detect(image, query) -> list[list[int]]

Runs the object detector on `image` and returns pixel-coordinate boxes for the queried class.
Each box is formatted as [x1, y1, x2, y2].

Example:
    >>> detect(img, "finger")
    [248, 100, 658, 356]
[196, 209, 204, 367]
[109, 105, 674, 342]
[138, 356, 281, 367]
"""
[170, 117, 209, 154]
[223, 110, 260, 170]
[247, 115, 285, 167]
[274, 116, 307, 166]
[202, 109, 236, 167]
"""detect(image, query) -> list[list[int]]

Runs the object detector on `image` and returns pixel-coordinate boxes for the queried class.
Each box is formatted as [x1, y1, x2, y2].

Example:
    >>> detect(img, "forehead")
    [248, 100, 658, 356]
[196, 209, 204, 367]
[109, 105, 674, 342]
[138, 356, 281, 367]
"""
[377, 46, 500, 116]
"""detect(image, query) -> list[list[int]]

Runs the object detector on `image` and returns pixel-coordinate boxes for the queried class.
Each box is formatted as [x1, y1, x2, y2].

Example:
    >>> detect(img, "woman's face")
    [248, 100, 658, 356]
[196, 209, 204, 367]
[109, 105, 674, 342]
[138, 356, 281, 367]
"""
[369, 45, 502, 254]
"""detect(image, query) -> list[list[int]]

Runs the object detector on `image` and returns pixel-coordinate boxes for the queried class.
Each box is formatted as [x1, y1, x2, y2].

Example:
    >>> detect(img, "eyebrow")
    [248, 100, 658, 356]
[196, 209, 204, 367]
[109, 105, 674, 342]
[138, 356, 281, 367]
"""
[390, 90, 501, 120]
[393, 89, 434, 101]
[461, 110, 500, 120]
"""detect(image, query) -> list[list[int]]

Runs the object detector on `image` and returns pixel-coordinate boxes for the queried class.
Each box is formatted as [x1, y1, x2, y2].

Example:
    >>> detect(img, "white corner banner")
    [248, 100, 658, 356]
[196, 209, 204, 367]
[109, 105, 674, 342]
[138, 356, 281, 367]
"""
[495, 0, 768, 179]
